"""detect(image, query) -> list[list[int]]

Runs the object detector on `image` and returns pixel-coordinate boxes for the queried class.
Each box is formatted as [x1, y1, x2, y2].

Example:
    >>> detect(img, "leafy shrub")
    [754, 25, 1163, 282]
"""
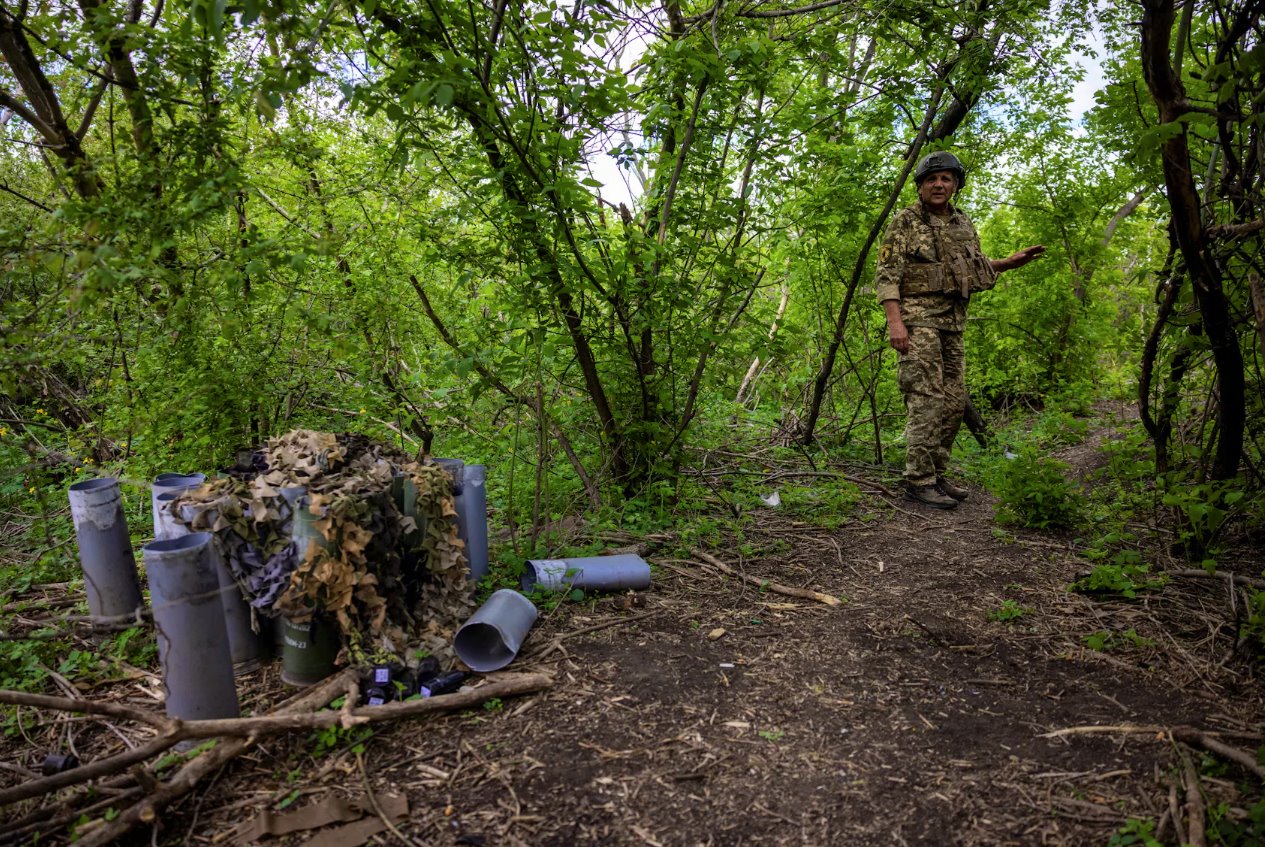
[1072, 534, 1166, 599]
[1074, 560, 1165, 599]
[1107, 818, 1163, 847]
[989, 449, 1082, 529]
[1159, 478, 1249, 561]
[1096, 423, 1154, 485]
[987, 600, 1034, 622]
[1028, 408, 1090, 448]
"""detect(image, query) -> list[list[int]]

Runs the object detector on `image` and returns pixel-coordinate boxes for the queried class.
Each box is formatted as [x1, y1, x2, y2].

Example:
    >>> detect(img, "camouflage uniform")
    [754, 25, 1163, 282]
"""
[875, 201, 996, 486]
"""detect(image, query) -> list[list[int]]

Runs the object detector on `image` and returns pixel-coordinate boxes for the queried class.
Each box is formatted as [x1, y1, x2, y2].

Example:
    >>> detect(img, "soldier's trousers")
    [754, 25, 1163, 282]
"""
[897, 326, 965, 486]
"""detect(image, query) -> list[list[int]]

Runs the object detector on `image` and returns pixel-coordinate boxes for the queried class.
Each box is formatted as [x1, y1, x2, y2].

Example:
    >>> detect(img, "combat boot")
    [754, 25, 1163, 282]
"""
[936, 476, 969, 501]
[905, 483, 958, 510]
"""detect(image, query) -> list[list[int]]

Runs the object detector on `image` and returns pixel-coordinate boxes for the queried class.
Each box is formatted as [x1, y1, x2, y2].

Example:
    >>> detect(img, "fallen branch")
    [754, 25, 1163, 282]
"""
[1, 608, 152, 641]
[357, 751, 423, 847]
[0, 732, 179, 807]
[688, 549, 843, 607]
[1181, 750, 1207, 847]
[2, 672, 553, 747]
[1040, 724, 1164, 739]
[0, 673, 357, 811]
[1166, 568, 1265, 591]
[159, 672, 553, 739]
[1040, 724, 1265, 781]
[0, 784, 144, 846]
[1172, 727, 1265, 780]
[0, 690, 169, 729]
[1168, 775, 1186, 847]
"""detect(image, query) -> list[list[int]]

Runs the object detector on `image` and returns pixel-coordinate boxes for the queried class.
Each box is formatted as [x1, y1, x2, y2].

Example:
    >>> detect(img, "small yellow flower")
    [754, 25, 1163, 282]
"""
[28, 486, 35, 494]
[35, 408, 45, 414]
[84, 457, 94, 464]
[74, 466, 81, 473]
[358, 408, 366, 414]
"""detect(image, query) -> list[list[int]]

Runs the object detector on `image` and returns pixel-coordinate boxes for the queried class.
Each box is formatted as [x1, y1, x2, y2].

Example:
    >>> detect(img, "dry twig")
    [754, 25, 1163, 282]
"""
[1172, 727, 1265, 780]
[1166, 568, 1265, 591]
[1181, 750, 1207, 847]
[687, 549, 843, 607]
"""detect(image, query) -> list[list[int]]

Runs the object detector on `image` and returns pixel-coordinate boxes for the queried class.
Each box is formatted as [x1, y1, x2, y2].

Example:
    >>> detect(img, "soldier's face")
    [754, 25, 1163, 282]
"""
[918, 170, 958, 210]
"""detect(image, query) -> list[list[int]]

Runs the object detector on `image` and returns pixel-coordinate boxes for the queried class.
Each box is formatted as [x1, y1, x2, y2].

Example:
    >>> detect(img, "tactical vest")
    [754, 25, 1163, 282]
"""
[900, 214, 995, 300]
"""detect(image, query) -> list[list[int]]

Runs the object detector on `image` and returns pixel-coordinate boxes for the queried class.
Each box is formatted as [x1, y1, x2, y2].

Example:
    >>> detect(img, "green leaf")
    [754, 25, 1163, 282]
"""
[237, 0, 260, 24]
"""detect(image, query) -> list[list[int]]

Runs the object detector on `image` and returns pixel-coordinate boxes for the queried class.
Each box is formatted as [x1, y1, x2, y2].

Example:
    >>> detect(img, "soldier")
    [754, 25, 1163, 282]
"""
[876, 151, 1045, 509]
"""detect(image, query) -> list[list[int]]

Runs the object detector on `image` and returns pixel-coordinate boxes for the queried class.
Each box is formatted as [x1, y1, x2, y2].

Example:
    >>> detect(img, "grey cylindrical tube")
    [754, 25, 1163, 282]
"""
[151, 473, 206, 539]
[153, 491, 185, 541]
[453, 589, 537, 672]
[156, 497, 263, 674]
[458, 465, 489, 583]
[142, 533, 239, 721]
[434, 459, 486, 583]
[68, 478, 143, 619]
[521, 554, 652, 593]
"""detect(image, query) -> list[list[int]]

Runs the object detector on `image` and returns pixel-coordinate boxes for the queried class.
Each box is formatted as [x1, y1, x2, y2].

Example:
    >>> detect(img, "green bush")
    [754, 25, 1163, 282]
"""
[1073, 558, 1165, 600]
[1159, 478, 1250, 562]
[989, 449, 1082, 529]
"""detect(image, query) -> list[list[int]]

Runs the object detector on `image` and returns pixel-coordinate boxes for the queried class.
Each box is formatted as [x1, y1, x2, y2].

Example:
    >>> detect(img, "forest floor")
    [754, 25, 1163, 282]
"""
[2, 411, 1263, 846]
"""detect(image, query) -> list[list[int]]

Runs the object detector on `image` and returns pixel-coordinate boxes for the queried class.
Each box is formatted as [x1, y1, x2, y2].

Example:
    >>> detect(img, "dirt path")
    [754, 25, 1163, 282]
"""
[164, 479, 1260, 847]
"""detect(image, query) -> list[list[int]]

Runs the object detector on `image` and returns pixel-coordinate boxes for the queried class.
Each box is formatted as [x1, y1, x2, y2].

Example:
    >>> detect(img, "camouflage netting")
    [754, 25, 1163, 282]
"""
[169, 430, 474, 664]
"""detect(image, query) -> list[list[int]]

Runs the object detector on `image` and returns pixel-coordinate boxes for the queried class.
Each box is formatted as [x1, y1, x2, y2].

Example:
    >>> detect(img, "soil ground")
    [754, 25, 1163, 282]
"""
[3, 418, 1263, 847]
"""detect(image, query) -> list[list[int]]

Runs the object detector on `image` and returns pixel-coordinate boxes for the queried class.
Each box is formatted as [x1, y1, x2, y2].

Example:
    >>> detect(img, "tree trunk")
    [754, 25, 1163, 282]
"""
[1139, 0, 1246, 481]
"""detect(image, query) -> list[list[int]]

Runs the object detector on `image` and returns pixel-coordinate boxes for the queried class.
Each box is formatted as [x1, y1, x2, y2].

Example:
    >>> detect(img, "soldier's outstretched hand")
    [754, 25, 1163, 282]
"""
[1010, 245, 1046, 267]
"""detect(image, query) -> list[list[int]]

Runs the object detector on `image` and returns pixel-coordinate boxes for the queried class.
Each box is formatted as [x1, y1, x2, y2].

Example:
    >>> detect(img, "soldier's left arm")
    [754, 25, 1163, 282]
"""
[989, 244, 1046, 273]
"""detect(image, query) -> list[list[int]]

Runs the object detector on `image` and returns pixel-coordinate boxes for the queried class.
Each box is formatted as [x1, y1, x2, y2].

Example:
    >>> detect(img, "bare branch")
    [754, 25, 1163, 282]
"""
[1102, 189, 1150, 246]
[1205, 219, 1264, 240]
[0, 179, 54, 212]
[0, 86, 55, 138]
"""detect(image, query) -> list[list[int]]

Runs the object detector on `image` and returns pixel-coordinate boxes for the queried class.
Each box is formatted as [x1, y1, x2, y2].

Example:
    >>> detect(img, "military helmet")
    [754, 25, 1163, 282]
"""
[914, 151, 966, 188]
